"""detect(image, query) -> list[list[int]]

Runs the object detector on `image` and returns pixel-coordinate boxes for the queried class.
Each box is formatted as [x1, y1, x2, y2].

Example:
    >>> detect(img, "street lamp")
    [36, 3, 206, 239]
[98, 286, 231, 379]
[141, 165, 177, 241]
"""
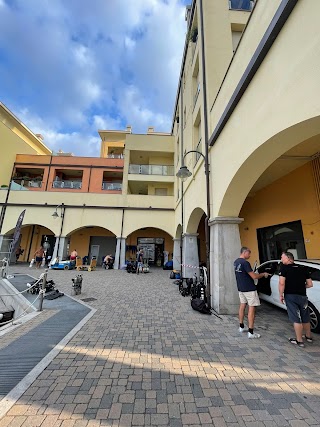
[176, 149, 211, 307]
[52, 205, 64, 219]
[51, 204, 65, 260]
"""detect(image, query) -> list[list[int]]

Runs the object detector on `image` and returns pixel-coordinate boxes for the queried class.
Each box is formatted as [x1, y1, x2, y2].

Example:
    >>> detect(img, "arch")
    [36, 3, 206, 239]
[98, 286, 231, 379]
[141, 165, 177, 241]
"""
[175, 224, 182, 239]
[122, 210, 174, 238]
[186, 207, 206, 234]
[216, 116, 320, 217]
[65, 225, 116, 237]
[3, 223, 55, 236]
[2, 224, 55, 263]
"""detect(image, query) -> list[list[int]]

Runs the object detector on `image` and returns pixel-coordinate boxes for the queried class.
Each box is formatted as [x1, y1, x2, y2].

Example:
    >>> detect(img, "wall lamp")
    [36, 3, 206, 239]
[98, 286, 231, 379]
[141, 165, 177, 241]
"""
[52, 204, 64, 219]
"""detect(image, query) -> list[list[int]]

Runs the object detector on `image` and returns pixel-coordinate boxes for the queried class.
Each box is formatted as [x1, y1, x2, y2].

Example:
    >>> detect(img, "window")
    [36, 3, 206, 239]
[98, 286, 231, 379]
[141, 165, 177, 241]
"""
[229, 0, 253, 11]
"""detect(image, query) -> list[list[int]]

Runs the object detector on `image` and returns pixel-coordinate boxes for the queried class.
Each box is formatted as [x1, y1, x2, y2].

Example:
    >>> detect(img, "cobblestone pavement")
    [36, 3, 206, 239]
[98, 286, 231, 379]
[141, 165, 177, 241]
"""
[1, 265, 320, 426]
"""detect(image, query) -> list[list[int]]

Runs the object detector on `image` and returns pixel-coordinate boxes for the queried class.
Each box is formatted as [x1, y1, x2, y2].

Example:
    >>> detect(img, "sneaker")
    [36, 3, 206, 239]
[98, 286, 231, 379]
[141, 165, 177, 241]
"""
[289, 338, 305, 347]
[239, 326, 248, 333]
[248, 332, 261, 339]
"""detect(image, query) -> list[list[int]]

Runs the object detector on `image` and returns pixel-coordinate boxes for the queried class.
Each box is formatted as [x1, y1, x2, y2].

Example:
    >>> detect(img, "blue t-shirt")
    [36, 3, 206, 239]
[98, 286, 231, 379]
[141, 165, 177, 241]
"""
[234, 258, 256, 292]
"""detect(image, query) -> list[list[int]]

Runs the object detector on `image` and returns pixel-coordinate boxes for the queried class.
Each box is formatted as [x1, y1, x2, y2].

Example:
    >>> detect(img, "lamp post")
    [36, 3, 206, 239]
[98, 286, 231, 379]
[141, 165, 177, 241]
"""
[52, 204, 65, 259]
[176, 150, 211, 307]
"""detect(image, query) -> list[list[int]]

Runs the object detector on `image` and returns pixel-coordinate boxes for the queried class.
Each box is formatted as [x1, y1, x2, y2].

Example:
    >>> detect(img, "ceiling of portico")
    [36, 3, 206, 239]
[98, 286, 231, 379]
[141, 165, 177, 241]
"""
[248, 134, 320, 196]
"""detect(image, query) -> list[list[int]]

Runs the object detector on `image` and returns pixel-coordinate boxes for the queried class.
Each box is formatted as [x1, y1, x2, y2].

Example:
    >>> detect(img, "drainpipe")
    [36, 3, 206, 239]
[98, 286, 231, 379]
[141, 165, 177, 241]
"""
[199, 0, 211, 307]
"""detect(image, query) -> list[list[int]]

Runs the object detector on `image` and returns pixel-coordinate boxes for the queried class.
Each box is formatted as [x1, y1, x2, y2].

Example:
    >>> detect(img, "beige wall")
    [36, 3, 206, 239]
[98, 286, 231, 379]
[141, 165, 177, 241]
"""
[209, 0, 320, 217]
[0, 104, 51, 185]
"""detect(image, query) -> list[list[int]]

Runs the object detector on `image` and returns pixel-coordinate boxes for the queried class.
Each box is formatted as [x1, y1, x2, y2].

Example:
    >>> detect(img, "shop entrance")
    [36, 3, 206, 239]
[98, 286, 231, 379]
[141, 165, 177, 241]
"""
[137, 237, 164, 266]
[257, 220, 306, 262]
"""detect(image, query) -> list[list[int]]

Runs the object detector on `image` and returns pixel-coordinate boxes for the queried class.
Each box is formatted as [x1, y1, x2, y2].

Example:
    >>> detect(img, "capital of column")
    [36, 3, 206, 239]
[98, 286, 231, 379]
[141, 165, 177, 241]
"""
[182, 233, 199, 238]
[208, 217, 243, 226]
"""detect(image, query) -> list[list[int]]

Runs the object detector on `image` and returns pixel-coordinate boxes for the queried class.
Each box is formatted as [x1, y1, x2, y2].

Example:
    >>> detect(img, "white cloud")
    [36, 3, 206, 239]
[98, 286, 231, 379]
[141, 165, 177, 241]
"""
[0, 0, 188, 154]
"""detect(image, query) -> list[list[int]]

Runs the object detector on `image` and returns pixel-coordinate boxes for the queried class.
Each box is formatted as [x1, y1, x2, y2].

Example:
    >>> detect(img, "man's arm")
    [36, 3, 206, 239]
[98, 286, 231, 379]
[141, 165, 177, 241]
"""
[248, 271, 269, 280]
[306, 278, 313, 289]
[279, 276, 286, 303]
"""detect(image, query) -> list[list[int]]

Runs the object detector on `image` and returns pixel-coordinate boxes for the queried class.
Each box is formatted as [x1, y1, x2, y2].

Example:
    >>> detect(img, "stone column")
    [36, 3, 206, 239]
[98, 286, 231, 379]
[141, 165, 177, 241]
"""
[0, 234, 4, 255]
[209, 217, 243, 314]
[182, 233, 199, 279]
[114, 237, 122, 269]
[58, 236, 67, 260]
[172, 238, 181, 271]
[51, 236, 59, 260]
[119, 237, 127, 269]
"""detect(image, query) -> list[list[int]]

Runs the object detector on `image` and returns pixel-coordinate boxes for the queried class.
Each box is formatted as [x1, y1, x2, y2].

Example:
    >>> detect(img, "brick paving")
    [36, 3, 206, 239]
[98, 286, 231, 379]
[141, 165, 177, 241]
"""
[1, 265, 320, 426]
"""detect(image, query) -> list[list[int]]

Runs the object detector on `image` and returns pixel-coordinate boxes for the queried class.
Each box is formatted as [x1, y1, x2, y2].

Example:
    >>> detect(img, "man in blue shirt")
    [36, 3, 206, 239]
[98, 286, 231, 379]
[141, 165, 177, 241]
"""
[234, 247, 269, 338]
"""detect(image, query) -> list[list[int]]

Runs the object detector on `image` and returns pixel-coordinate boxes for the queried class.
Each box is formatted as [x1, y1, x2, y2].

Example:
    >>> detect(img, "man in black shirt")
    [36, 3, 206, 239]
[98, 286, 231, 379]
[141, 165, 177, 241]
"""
[279, 251, 313, 347]
[234, 247, 269, 338]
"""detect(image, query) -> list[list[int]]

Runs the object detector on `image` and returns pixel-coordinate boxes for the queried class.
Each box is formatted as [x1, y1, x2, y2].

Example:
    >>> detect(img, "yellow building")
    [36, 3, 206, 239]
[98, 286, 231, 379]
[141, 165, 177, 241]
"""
[1, 0, 320, 316]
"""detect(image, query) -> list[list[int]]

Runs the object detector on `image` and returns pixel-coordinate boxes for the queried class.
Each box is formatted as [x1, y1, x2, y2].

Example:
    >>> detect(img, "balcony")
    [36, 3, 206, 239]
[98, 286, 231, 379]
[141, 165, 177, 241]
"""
[11, 178, 43, 190]
[229, 0, 254, 11]
[128, 164, 174, 176]
[102, 182, 122, 191]
[52, 180, 82, 189]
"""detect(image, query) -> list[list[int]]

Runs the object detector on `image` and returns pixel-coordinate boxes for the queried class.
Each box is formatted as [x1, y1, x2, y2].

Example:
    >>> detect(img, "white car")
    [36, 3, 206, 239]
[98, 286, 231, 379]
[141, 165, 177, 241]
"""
[256, 260, 320, 333]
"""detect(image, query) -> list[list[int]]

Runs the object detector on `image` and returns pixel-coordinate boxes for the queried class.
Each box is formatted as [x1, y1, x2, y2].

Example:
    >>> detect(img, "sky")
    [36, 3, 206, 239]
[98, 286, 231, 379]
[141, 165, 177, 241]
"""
[0, 0, 190, 156]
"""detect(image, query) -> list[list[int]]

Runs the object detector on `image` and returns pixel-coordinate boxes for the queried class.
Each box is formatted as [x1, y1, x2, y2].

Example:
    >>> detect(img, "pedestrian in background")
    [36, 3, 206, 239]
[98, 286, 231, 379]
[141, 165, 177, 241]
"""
[34, 246, 44, 269]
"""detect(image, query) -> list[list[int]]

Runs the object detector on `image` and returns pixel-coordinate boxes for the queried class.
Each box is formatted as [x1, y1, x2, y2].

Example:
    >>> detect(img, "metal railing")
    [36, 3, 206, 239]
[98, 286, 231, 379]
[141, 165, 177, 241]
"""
[52, 180, 82, 189]
[106, 154, 124, 159]
[229, 0, 254, 11]
[128, 164, 174, 176]
[102, 182, 122, 191]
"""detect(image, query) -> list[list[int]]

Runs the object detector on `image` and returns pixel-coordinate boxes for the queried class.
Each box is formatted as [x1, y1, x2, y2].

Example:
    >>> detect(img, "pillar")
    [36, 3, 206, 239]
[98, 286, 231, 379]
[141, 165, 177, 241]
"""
[51, 236, 59, 260]
[0, 234, 4, 256]
[58, 236, 68, 260]
[119, 237, 127, 269]
[114, 237, 122, 269]
[172, 238, 181, 271]
[182, 233, 199, 278]
[209, 217, 243, 314]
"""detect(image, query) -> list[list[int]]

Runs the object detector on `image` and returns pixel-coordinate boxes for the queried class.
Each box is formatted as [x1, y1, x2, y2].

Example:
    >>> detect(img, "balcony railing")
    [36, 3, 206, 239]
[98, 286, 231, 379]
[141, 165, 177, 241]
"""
[12, 179, 43, 189]
[102, 182, 122, 191]
[129, 164, 174, 176]
[52, 180, 82, 189]
[229, 0, 254, 11]
[107, 154, 124, 159]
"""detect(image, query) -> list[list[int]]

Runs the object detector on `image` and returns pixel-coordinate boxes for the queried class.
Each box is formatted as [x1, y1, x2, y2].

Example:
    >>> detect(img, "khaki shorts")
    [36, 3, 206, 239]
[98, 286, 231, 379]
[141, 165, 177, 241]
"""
[239, 291, 260, 306]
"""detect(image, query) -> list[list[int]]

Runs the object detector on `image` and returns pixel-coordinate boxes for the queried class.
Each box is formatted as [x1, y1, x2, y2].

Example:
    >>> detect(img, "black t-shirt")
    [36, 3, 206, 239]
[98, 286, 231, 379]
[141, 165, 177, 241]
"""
[234, 258, 256, 292]
[279, 263, 310, 296]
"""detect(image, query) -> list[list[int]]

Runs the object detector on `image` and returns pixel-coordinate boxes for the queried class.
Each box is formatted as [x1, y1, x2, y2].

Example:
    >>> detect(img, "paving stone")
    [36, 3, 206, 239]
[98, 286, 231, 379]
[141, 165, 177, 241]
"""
[1, 267, 320, 426]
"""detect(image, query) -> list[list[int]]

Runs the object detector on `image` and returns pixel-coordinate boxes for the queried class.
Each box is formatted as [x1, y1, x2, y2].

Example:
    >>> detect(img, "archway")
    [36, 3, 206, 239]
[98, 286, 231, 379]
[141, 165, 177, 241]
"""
[2, 224, 55, 263]
[126, 227, 173, 267]
[66, 226, 116, 266]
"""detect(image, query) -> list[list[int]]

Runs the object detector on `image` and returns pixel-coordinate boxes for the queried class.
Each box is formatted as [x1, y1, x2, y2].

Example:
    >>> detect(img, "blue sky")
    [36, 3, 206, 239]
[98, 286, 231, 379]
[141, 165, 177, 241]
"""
[0, 0, 190, 156]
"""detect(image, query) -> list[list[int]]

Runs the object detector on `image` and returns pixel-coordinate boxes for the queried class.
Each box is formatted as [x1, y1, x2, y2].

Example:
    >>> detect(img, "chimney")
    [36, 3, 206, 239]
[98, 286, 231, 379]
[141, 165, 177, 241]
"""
[126, 125, 132, 133]
[36, 134, 44, 141]
[147, 127, 154, 134]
